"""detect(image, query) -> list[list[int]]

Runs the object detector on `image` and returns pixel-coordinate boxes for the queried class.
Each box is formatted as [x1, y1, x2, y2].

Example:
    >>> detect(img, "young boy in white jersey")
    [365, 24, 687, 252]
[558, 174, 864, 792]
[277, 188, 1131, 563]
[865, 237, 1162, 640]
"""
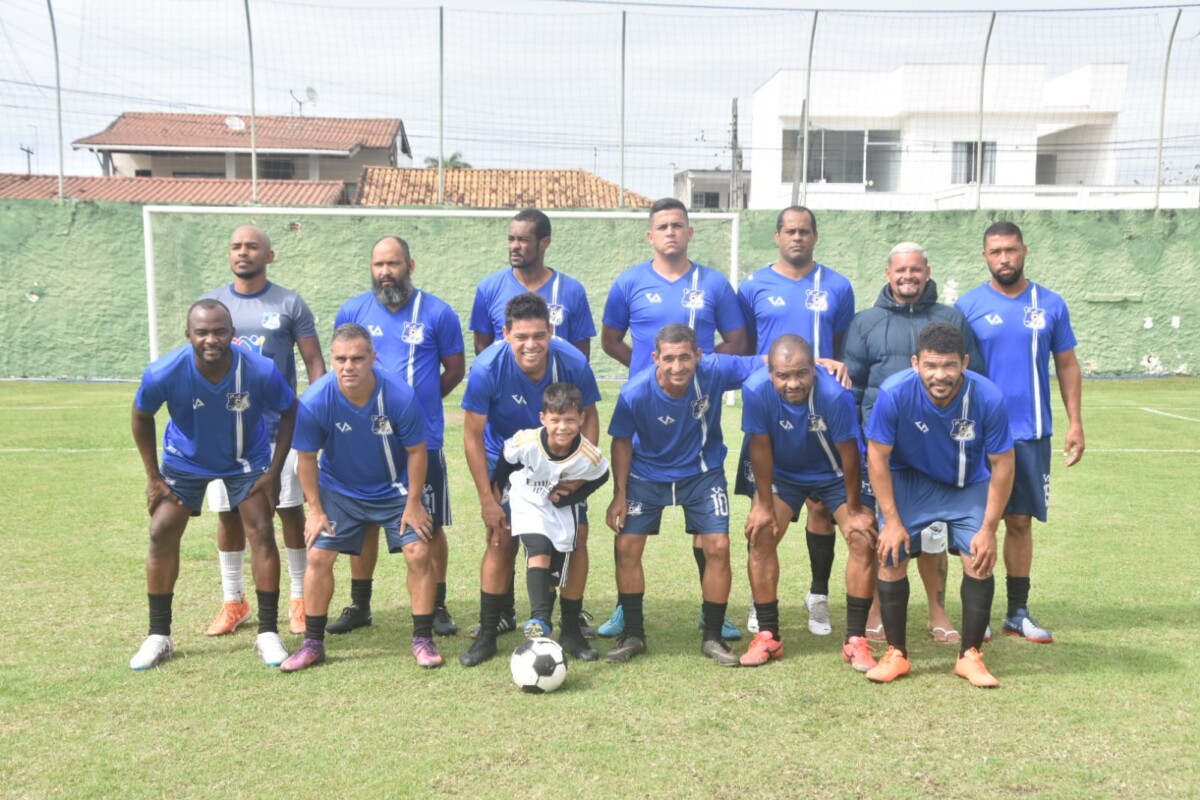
[492, 383, 610, 652]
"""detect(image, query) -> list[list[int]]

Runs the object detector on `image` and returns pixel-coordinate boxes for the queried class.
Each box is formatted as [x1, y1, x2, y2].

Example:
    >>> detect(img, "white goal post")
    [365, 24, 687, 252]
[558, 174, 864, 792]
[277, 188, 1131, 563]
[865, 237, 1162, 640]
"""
[141, 204, 742, 364]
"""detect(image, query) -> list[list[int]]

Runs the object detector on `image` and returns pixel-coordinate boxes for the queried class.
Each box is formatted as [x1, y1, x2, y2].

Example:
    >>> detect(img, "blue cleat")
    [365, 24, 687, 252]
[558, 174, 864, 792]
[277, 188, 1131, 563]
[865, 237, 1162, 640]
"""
[523, 617, 553, 639]
[1003, 608, 1053, 643]
[597, 605, 625, 638]
[698, 612, 742, 641]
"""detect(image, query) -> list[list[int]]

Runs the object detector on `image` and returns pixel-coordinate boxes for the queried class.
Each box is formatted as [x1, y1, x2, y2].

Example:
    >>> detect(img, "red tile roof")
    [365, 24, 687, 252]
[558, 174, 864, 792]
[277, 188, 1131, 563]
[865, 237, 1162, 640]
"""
[73, 113, 408, 156]
[356, 167, 653, 209]
[0, 174, 346, 205]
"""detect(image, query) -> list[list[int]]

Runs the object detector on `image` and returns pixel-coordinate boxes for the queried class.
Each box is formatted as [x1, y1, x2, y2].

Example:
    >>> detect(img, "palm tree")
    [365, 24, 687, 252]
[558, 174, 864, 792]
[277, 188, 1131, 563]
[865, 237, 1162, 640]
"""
[424, 152, 471, 169]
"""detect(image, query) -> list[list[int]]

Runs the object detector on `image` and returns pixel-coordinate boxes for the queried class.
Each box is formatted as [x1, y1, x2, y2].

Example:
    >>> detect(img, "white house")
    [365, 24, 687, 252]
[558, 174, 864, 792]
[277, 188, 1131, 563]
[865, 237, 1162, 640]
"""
[744, 63, 1186, 211]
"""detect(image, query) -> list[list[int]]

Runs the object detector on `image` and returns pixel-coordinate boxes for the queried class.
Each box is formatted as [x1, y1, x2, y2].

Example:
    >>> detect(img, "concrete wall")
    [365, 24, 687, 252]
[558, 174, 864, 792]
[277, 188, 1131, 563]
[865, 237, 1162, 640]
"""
[1, 198, 1195, 379]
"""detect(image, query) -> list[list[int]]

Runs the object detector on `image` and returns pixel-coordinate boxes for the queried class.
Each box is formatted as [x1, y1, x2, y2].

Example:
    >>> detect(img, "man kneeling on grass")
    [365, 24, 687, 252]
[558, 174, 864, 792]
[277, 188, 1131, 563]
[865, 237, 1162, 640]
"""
[280, 323, 439, 672]
[864, 323, 1014, 687]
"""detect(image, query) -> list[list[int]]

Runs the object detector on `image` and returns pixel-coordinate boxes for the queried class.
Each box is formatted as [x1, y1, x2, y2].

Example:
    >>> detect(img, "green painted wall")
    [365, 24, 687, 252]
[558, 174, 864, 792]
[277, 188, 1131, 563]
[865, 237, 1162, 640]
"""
[1, 199, 1196, 379]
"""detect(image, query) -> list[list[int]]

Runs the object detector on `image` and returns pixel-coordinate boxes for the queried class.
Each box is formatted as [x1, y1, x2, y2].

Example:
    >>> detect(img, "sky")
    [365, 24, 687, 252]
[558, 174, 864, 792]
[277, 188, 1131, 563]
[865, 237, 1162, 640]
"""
[2, 0, 1198, 195]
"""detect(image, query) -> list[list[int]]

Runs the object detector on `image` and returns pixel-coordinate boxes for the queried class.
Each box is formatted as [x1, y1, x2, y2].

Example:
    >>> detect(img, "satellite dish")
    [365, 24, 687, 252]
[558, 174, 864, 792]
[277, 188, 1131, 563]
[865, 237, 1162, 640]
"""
[305, 87, 319, 103]
[224, 116, 246, 132]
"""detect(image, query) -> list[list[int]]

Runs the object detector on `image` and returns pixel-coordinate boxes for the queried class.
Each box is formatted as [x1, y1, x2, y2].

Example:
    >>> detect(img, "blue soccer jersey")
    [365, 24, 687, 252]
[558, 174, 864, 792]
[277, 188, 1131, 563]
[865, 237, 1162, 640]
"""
[956, 281, 1077, 441]
[609, 353, 760, 481]
[741, 366, 860, 485]
[135, 345, 295, 477]
[866, 369, 1013, 488]
[737, 263, 855, 358]
[461, 339, 602, 465]
[293, 368, 429, 501]
[469, 269, 595, 347]
[602, 260, 746, 376]
[335, 289, 464, 449]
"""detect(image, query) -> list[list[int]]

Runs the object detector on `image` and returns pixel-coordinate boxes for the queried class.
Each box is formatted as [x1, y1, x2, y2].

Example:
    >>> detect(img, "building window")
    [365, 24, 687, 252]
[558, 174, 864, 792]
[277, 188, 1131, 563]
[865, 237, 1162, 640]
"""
[951, 141, 996, 184]
[172, 171, 223, 179]
[691, 191, 720, 210]
[134, 169, 152, 177]
[782, 129, 900, 188]
[259, 157, 295, 180]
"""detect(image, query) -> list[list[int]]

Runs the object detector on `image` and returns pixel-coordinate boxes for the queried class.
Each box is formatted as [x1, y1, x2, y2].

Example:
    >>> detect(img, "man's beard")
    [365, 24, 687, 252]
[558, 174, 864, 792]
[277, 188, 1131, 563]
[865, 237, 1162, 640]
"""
[372, 275, 413, 306]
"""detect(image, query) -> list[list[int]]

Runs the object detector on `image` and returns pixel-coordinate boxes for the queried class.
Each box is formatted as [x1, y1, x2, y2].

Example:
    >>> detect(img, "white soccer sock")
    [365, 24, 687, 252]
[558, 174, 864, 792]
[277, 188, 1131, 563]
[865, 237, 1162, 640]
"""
[219, 549, 245, 602]
[286, 547, 307, 599]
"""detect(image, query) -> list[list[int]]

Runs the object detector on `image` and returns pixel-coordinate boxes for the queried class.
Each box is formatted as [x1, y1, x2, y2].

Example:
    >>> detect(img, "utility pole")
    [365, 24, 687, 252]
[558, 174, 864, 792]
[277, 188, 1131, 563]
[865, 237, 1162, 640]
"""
[729, 98, 744, 210]
[20, 145, 34, 176]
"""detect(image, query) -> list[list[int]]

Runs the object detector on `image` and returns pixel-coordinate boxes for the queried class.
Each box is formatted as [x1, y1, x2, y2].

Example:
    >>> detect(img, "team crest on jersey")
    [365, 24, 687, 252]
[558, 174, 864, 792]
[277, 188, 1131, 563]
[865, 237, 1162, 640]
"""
[225, 392, 250, 412]
[261, 312, 281, 330]
[193, 398, 205, 409]
[548, 304, 565, 326]
[401, 322, 425, 344]
[1023, 307, 1046, 330]
[985, 313, 1003, 326]
[914, 420, 930, 433]
[950, 418, 976, 441]
[368, 325, 384, 337]
[691, 394, 710, 419]
[231, 334, 265, 354]
[371, 415, 393, 436]
[645, 292, 662, 303]
[657, 415, 676, 425]
[335, 422, 352, 433]
[681, 288, 706, 310]
[767, 295, 787, 307]
[626, 501, 643, 516]
[779, 419, 794, 431]
[807, 414, 827, 432]
[805, 290, 828, 312]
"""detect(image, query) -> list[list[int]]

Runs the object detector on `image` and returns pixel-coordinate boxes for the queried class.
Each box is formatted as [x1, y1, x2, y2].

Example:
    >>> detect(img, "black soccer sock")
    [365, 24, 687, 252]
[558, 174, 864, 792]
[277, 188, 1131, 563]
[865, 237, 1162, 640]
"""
[619, 592, 645, 640]
[1006, 575, 1030, 617]
[846, 594, 872, 640]
[701, 600, 727, 642]
[504, 569, 517, 617]
[806, 530, 836, 595]
[754, 600, 780, 639]
[478, 591, 504, 643]
[527, 566, 553, 624]
[350, 578, 373, 612]
[435, 581, 448, 609]
[693, 545, 707, 583]
[305, 614, 328, 642]
[560, 596, 583, 636]
[256, 590, 279, 634]
[412, 613, 434, 639]
[148, 592, 172, 636]
[877, 577, 910, 657]
[961, 574, 995, 654]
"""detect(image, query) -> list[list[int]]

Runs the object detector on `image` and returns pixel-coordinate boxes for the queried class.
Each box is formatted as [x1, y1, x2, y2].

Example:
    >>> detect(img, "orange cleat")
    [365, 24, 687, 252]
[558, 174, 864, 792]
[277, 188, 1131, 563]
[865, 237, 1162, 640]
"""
[954, 647, 999, 688]
[865, 646, 910, 683]
[205, 598, 252, 636]
[841, 636, 878, 673]
[739, 631, 784, 666]
[288, 598, 306, 635]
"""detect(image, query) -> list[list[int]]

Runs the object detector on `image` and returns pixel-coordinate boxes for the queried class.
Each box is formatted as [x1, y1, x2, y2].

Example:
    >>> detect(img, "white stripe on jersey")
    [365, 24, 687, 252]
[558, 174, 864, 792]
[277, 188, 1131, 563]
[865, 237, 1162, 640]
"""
[693, 372, 709, 473]
[406, 290, 423, 388]
[687, 268, 700, 331]
[550, 274, 561, 338]
[377, 387, 404, 496]
[234, 355, 250, 473]
[1030, 285, 1042, 439]
[957, 381, 972, 488]
[811, 266, 823, 356]
[809, 389, 842, 477]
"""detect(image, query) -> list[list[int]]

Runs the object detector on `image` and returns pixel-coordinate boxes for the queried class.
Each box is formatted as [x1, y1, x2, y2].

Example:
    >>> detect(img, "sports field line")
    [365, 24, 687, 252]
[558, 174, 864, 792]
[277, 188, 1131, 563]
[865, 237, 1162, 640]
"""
[1139, 407, 1200, 423]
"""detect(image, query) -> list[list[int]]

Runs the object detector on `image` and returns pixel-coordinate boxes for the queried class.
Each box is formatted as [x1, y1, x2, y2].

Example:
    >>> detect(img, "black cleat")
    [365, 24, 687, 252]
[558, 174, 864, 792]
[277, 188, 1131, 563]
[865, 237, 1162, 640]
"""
[326, 604, 372, 635]
[701, 637, 740, 667]
[604, 635, 647, 663]
[559, 630, 599, 662]
[433, 606, 459, 637]
[468, 611, 517, 639]
[576, 609, 597, 640]
[458, 634, 498, 667]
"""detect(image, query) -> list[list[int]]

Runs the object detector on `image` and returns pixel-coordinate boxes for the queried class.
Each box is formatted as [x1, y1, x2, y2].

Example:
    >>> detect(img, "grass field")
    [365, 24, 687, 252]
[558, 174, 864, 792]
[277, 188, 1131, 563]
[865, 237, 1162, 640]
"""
[1, 377, 1197, 799]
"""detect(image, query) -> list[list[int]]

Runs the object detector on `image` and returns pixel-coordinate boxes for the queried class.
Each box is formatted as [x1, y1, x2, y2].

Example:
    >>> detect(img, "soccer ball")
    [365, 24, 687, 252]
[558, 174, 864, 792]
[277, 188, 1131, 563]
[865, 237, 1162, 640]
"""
[510, 637, 567, 693]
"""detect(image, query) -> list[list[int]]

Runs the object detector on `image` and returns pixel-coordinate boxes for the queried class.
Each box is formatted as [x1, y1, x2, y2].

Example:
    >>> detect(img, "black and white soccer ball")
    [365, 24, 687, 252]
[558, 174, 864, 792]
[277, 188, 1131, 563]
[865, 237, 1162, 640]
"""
[510, 637, 567, 693]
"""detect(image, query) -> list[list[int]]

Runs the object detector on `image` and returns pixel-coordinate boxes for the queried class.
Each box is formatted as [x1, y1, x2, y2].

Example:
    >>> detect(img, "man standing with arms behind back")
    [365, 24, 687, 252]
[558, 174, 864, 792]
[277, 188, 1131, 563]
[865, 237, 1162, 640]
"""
[201, 225, 325, 637]
[956, 221, 1084, 643]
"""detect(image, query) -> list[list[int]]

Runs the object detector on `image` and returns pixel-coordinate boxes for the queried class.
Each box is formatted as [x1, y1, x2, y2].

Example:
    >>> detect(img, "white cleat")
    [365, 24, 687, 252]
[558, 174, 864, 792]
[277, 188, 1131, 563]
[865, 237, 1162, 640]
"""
[255, 632, 290, 667]
[806, 593, 832, 636]
[130, 634, 174, 670]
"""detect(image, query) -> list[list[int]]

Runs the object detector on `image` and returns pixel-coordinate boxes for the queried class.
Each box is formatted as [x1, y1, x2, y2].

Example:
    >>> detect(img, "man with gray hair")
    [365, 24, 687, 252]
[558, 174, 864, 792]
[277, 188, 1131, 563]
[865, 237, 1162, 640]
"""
[842, 241, 983, 646]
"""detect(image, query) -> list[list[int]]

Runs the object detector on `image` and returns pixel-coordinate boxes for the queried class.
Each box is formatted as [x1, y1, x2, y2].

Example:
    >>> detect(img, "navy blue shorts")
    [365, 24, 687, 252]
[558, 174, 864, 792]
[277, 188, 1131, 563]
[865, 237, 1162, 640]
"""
[1006, 437, 1051, 522]
[313, 485, 422, 555]
[880, 468, 988, 564]
[423, 448, 453, 529]
[161, 464, 265, 517]
[772, 476, 859, 524]
[621, 470, 730, 536]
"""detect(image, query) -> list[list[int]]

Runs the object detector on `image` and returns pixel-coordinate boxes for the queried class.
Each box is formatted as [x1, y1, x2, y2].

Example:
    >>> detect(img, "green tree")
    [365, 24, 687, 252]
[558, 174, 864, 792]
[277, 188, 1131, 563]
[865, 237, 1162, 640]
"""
[424, 152, 472, 169]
